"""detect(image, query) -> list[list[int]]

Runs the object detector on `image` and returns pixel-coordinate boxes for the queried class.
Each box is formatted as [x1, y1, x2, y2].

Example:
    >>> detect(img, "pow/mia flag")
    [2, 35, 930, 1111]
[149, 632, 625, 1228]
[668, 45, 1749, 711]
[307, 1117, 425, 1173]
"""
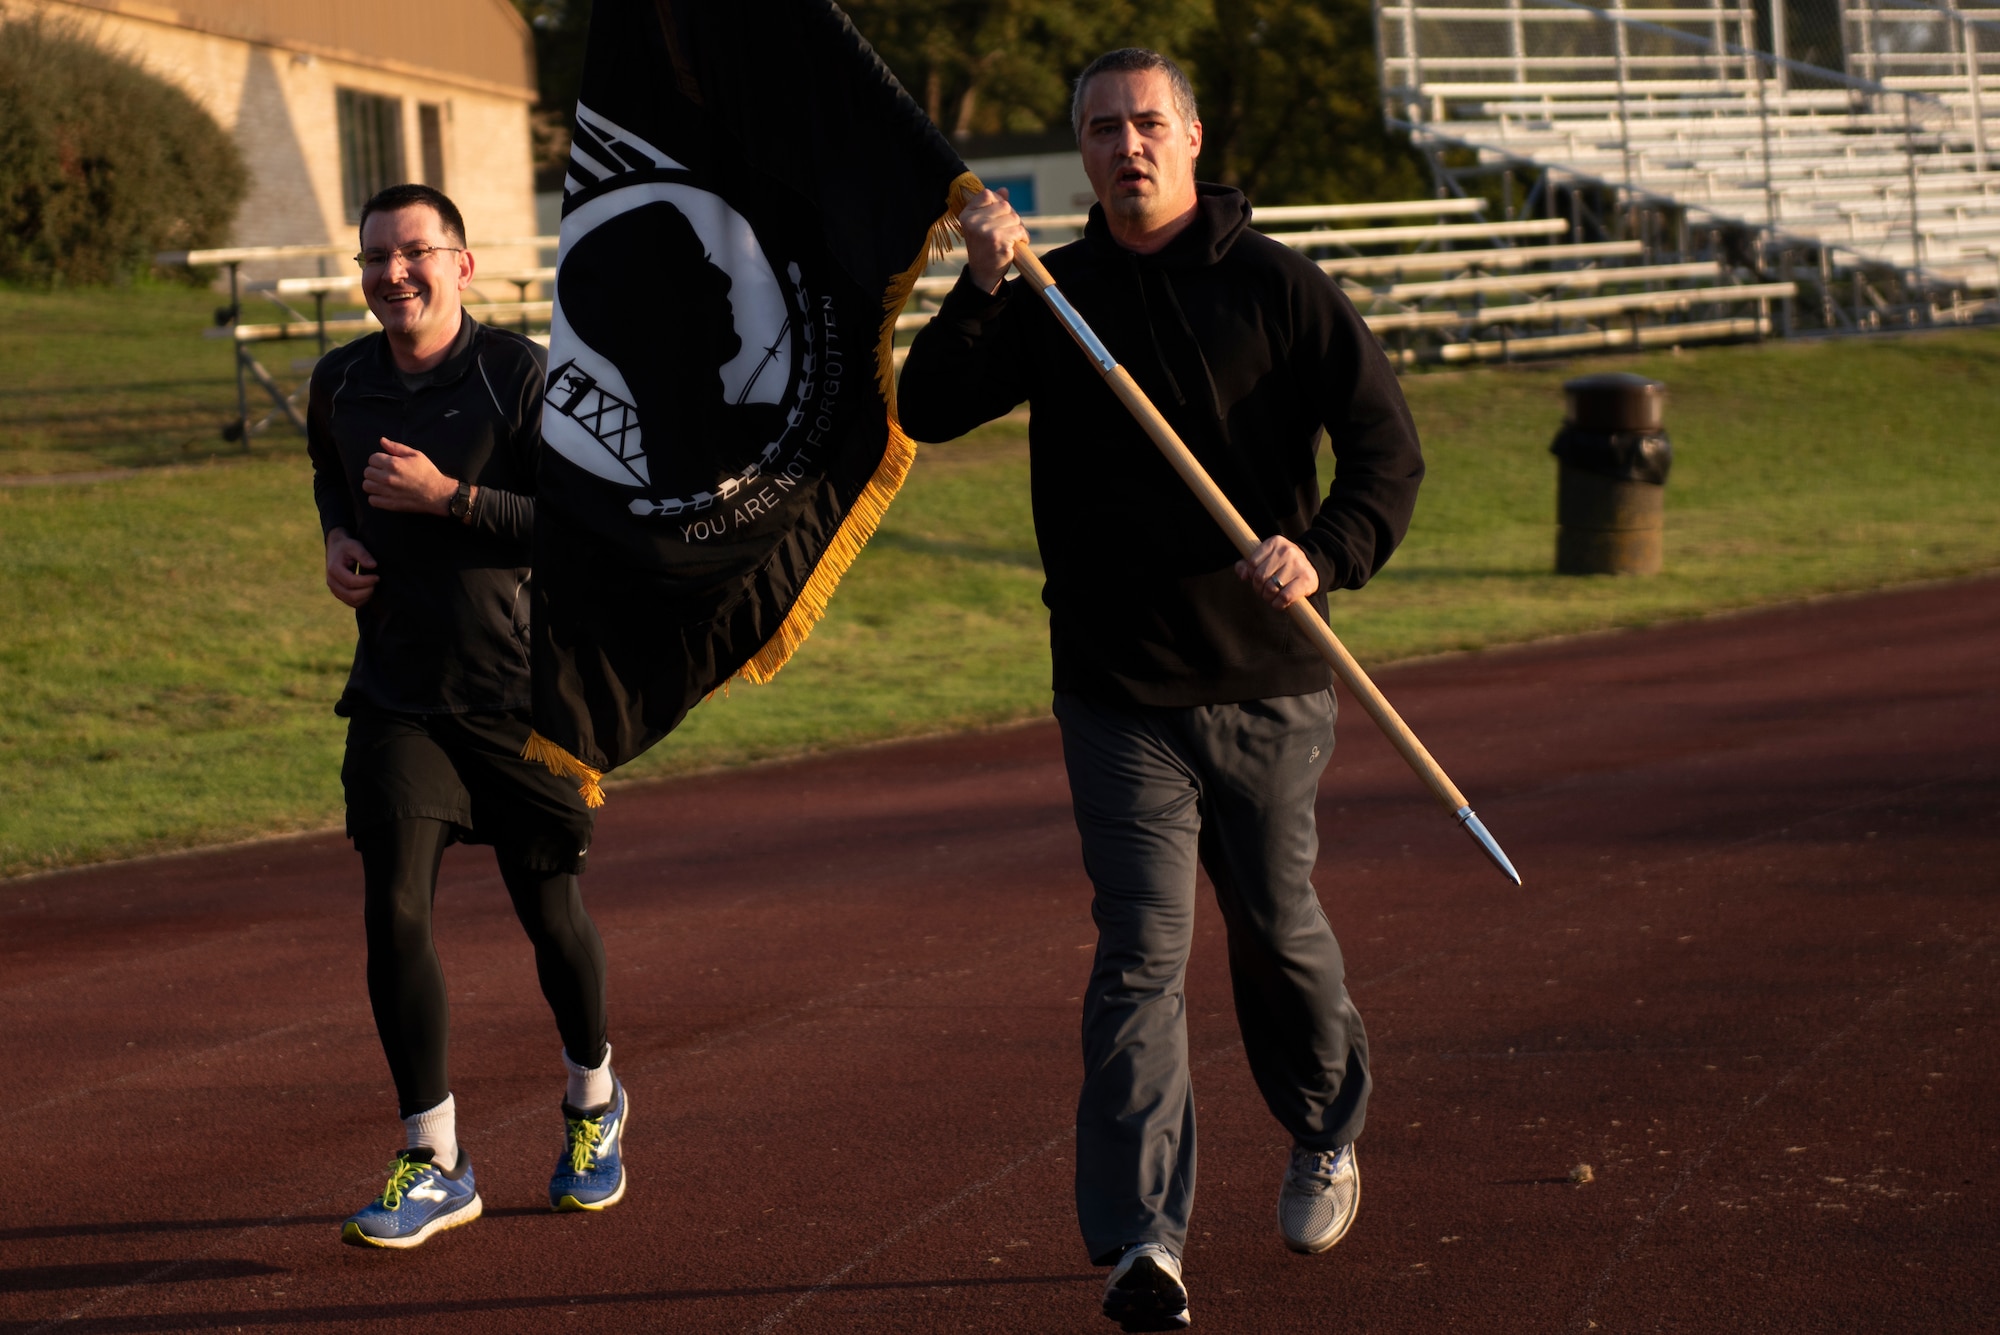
[525, 0, 974, 803]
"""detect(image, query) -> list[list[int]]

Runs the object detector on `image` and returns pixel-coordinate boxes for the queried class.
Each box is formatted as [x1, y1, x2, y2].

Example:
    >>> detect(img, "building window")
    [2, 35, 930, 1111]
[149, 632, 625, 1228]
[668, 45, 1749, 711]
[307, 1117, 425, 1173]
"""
[338, 88, 404, 219]
[418, 104, 446, 190]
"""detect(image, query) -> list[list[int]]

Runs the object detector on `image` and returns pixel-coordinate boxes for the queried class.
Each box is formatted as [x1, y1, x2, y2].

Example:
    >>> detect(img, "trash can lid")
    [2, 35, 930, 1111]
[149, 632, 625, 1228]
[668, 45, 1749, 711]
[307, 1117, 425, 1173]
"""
[1564, 372, 1665, 432]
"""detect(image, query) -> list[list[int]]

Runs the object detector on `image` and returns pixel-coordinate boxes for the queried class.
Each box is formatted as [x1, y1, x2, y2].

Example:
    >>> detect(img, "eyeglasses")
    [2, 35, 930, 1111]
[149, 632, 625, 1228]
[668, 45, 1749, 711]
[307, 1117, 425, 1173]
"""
[354, 244, 465, 270]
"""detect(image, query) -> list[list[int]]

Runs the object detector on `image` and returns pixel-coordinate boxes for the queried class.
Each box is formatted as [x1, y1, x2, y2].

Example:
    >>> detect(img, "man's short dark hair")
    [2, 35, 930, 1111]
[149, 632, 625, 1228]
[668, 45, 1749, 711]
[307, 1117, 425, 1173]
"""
[358, 183, 467, 247]
[1070, 48, 1199, 141]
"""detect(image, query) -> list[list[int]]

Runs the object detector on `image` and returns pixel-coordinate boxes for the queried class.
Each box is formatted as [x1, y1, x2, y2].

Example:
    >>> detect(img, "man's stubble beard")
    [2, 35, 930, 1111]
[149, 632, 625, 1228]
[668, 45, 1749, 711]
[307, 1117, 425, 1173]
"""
[1106, 192, 1162, 227]
[1103, 167, 1195, 233]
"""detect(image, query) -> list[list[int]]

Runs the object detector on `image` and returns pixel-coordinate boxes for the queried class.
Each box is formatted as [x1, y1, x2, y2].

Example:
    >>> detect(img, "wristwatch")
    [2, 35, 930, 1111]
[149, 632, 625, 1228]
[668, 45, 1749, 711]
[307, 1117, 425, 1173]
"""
[448, 479, 473, 523]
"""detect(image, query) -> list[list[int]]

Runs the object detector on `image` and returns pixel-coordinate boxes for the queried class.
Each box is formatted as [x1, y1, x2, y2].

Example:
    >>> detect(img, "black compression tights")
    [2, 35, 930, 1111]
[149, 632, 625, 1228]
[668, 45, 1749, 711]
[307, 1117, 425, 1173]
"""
[357, 818, 609, 1117]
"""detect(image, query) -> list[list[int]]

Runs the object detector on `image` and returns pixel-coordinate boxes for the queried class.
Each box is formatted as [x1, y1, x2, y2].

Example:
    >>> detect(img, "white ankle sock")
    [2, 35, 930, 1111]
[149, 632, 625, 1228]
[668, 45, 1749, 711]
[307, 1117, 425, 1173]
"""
[563, 1044, 614, 1111]
[403, 1094, 458, 1172]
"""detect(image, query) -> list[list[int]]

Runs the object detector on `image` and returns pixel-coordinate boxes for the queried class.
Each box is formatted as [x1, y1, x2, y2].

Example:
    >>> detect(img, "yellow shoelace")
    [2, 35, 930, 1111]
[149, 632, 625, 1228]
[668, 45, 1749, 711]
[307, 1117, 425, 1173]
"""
[378, 1153, 429, 1210]
[566, 1115, 606, 1173]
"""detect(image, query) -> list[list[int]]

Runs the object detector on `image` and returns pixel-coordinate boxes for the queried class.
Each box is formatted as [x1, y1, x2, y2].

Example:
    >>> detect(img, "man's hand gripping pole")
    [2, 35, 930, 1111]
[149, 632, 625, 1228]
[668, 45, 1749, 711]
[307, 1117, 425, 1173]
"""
[1008, 241, 1521, 886]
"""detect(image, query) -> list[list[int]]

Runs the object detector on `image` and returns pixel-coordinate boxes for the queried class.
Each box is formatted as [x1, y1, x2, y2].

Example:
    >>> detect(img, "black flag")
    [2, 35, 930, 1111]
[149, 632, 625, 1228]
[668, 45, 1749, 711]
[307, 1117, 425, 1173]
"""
[525, 0, 974, 803]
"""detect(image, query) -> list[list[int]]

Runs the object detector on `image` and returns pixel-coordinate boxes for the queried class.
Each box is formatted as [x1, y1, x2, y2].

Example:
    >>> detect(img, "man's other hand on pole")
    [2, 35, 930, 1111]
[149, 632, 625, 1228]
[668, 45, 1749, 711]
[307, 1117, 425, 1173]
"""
[1237, 535, 1320, 611]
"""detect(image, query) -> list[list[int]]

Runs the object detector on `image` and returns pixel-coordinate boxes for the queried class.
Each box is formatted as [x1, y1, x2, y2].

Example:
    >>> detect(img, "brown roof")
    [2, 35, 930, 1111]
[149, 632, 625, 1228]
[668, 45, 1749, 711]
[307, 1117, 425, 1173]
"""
[58, 0, 537, 100]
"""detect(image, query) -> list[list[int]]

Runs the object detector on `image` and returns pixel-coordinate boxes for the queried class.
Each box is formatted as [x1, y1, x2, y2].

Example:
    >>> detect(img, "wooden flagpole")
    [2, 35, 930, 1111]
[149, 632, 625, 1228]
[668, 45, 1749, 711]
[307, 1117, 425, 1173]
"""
[1009, 241, 1521, 885]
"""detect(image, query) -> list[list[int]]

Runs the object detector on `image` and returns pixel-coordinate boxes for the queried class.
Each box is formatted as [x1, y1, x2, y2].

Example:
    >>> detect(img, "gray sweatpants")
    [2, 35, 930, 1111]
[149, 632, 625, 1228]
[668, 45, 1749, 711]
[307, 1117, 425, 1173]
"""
[1054, 689, 1370, 1265]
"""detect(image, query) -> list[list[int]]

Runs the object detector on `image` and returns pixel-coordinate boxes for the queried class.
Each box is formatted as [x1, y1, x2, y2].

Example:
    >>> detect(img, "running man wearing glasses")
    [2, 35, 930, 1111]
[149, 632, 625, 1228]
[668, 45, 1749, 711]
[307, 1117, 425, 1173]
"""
[306, 184, 628, 1248]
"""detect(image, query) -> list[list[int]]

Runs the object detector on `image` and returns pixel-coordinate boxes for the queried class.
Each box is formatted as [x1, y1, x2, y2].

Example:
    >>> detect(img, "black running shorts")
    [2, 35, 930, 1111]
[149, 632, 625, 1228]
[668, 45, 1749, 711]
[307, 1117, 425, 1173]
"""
[340, 702, 594, 873]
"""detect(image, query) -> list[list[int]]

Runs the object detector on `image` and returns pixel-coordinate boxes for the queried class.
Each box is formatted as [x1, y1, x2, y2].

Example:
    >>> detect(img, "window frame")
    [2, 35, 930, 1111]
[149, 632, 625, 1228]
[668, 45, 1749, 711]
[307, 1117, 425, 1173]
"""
[337, 87, 406, 221]
[418, 103, 446, 191]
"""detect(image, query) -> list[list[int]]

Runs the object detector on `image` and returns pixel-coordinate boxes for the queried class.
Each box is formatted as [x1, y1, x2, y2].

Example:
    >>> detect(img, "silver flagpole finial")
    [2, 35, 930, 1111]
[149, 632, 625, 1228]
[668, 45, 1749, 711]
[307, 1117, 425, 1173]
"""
[1454, 806, 1522, 886]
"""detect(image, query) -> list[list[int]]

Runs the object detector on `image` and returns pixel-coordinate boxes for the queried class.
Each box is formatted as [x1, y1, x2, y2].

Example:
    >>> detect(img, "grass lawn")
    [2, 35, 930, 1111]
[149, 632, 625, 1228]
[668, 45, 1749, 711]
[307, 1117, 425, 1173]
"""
[2, 281, 1997, 874]
[0, 283, 247, 475]
[1359, 330, 2000, 657]
[0, 281, 372, 475]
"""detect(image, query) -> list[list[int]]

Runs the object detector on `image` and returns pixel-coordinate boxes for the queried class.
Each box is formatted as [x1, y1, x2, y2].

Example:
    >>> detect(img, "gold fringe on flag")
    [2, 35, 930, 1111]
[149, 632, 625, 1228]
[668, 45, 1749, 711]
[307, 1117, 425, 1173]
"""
[522, 729, 606, 809]
[523, 173, 988, 806]
[735, 170, 986, 685]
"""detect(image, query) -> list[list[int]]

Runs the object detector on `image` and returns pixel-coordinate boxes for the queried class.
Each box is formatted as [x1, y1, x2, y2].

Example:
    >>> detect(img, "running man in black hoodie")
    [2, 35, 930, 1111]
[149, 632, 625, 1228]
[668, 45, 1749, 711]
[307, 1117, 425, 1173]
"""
[899, 49, 1425, 1332]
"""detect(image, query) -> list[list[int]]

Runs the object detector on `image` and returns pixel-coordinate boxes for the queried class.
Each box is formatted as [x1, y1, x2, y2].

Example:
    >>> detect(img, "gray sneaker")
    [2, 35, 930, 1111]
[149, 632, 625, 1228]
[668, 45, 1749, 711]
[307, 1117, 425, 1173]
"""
[1278, 1142, 1359, 1254]
[1101, 1242, 1190, 1331]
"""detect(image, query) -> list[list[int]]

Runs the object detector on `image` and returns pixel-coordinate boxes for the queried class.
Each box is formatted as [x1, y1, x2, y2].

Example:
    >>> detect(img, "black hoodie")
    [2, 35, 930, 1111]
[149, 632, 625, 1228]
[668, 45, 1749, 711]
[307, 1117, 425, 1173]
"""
[899, 184, 1426, 708]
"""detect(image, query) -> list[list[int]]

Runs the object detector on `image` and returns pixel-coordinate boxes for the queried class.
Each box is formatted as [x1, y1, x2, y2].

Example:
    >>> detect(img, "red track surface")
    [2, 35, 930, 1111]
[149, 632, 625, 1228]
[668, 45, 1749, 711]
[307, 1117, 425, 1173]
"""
[4, 579, 1995, 1333]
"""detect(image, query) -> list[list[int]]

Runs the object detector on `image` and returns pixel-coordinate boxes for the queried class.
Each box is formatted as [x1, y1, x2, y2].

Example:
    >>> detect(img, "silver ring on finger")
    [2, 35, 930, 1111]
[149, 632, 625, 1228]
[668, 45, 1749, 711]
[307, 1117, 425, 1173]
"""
[1270, 574, 1284, 590]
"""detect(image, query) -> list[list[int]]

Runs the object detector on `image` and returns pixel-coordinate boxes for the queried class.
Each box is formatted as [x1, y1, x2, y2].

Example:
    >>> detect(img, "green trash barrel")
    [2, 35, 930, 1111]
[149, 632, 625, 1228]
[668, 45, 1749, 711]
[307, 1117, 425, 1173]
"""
[1550, 372, 1672, 575]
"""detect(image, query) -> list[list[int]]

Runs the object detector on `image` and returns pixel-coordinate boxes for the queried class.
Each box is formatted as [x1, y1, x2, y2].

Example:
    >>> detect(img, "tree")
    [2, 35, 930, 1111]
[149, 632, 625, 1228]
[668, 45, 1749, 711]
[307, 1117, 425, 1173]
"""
[0, 19, 246, 284]
[511, 0, 1423, 204]
[509, 0, 593, 181]
[843, 0, 1205, 141]
[845, 0, 1422, 203]
[1188, 0, 1426, 204]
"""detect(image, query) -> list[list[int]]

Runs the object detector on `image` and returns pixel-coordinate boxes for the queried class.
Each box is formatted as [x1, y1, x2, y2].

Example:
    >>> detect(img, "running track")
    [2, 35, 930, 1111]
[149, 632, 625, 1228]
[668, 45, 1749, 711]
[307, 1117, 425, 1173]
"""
[4, 579, 1994, 1333]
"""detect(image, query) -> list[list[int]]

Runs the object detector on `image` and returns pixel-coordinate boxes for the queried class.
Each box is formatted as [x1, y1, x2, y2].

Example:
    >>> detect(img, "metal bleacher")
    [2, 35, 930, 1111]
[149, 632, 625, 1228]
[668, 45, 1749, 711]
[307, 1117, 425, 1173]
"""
[1377, 0, 2000, 298]
[896, 198, 1792, 365]
[154, 238, 554, 441]
[168, 193, 1799, 442]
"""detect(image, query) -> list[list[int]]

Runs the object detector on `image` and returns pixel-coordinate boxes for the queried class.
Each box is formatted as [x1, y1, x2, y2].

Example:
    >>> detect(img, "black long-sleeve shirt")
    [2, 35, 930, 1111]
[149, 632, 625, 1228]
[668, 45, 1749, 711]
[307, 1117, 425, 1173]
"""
[307, 314, 548, 714]
[898, 185, 1426, 708]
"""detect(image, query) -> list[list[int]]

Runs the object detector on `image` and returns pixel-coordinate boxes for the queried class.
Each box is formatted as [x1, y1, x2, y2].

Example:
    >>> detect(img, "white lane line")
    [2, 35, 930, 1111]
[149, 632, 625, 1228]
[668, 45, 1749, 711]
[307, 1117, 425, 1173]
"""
[0, 922, 278, 1005]
[747, 1129, 1073, 1333]
[1560, 929, 1993, 1334]
[30, 1160, 396, 1335]
[1355, 768, 1967, 994]
[27, 926, 1072, 1330]
[741, 1030, 1252, 1334]
[6, 1018, 332, 1119]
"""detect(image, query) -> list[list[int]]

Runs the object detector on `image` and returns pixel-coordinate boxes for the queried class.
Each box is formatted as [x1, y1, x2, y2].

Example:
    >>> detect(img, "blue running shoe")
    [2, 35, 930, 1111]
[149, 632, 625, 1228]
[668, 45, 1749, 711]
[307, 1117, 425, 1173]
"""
[550, 1078, 628, 1211]
[341, 1148, 482, 1249]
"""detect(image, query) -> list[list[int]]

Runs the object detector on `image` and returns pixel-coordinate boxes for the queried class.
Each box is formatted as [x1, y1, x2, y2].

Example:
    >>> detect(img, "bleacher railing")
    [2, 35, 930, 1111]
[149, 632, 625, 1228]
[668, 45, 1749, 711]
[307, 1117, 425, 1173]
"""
[154, 237, 557, 443]
[161, 200, 1799, 441]
[1375, 0, 2000, 282]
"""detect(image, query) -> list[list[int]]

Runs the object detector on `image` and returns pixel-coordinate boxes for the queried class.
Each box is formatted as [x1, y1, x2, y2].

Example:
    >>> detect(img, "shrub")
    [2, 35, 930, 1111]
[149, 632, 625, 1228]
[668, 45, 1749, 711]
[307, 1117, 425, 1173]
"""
[0, 19, 246, 285]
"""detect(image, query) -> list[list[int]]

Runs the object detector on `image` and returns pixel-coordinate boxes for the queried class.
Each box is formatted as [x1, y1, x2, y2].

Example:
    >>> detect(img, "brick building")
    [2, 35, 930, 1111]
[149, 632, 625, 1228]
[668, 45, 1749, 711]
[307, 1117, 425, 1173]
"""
[6, 0, 539, 268]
